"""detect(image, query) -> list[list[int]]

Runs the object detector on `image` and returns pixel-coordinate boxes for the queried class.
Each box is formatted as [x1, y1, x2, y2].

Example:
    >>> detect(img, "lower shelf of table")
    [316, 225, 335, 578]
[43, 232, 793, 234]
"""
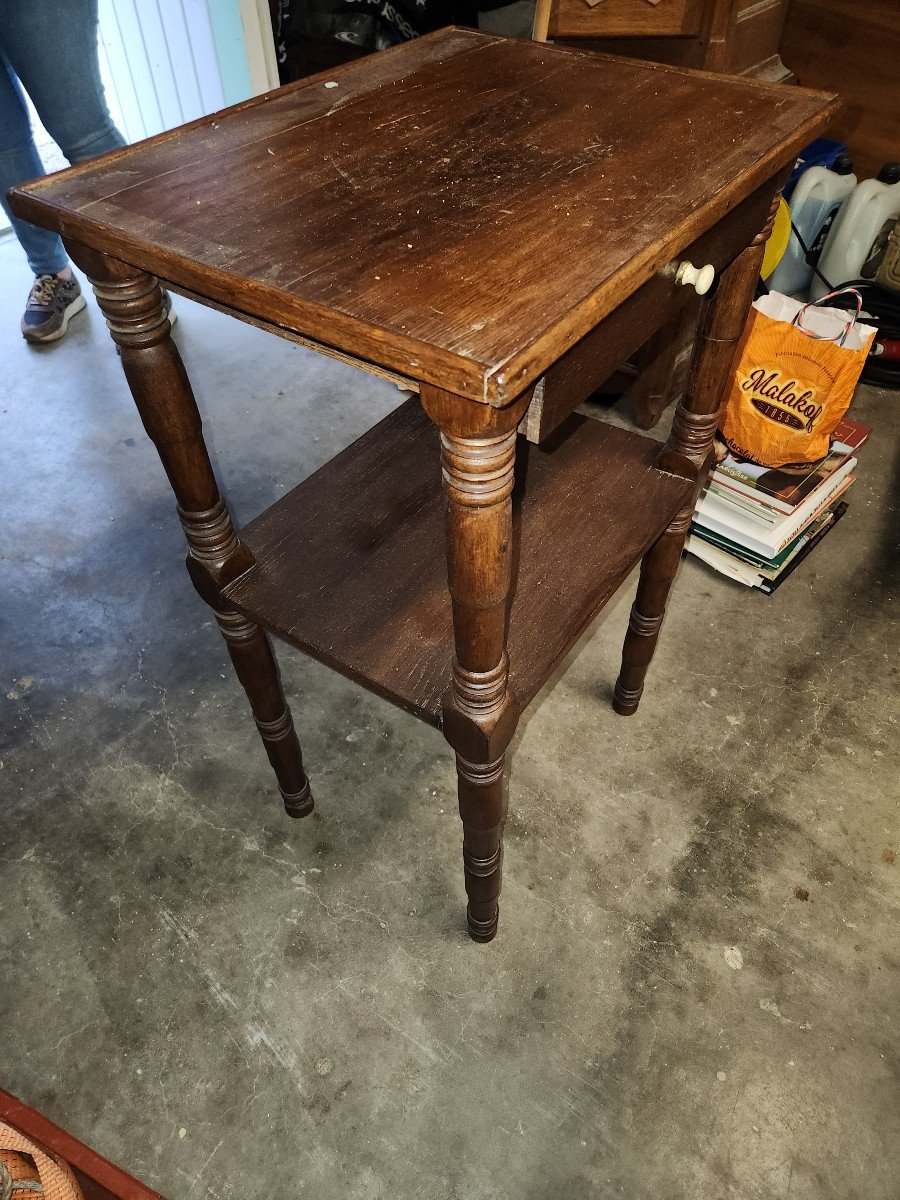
[223, 398, 692, 726]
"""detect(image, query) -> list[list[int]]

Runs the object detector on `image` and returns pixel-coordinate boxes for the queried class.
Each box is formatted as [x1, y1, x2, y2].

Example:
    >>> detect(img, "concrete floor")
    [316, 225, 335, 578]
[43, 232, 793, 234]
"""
[1, 229, 898, 1200]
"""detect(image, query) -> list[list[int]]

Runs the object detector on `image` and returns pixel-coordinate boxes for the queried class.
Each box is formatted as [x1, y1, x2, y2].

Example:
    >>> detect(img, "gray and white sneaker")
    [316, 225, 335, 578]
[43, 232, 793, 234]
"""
[21, 274, 86, 344]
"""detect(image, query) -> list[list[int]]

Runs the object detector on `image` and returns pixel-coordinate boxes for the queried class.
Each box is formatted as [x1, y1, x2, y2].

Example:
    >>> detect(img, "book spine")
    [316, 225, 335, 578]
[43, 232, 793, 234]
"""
[685, 536, 763, 585]
[695, 458, 856, 553]
[708, 481, 780, 525]
[690, 522, 806, 570]
[769, 470, 855, 551]
[760, 503, 848, 594]
[714, 467, 792, 515]
[694, 473, 854, 557]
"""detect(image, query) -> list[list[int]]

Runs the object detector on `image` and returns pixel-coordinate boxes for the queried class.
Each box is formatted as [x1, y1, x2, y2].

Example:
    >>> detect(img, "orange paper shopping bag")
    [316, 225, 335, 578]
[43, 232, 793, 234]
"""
[720, 288, 876, 468]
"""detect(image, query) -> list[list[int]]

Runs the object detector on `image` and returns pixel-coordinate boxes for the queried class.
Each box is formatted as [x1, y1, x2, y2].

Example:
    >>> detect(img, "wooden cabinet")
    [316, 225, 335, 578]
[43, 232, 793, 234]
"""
[536, 0, 793, 81]
[730, 0, 793, 79]
[547, 0, 704, 42]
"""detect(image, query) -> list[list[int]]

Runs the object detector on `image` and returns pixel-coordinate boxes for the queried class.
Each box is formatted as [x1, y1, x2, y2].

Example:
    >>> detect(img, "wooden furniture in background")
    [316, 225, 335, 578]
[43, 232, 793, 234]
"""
[0, 1089, 166, 1200]
[10, 30, 836, 941]
[533, 0, 793, 79]
[781, 0, 899, 180]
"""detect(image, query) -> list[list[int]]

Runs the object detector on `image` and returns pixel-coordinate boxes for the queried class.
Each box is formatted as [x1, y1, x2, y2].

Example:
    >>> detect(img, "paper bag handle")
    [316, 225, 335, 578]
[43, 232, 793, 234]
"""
[791, 287, 864, 347]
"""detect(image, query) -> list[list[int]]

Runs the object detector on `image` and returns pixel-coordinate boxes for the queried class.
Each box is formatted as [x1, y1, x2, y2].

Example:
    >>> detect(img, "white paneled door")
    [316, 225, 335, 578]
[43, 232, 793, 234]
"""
[97, 0, 280, 143]
[0, 0, 278, 235]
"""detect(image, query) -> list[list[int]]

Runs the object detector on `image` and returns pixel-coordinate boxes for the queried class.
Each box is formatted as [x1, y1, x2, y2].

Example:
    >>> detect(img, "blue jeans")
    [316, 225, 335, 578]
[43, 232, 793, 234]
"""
[0, 0, 125, 276]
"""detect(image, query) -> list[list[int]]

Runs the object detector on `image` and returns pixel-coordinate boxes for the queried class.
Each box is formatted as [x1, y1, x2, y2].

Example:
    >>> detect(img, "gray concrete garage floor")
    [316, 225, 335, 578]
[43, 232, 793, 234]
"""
[1, 230, 898, 1200]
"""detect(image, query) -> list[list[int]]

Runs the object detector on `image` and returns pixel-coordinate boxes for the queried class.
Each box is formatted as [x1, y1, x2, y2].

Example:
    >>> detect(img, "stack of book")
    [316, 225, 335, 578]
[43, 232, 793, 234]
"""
[687, 416, 870, 594]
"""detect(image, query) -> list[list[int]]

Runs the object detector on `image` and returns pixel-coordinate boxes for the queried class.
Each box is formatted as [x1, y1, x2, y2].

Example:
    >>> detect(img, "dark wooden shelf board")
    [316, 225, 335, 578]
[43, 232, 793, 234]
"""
[224, 399, 692, 725]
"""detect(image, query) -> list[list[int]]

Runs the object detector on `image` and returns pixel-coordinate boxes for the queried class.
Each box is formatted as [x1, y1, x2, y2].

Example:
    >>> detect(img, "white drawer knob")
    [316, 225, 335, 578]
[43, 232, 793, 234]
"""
[675, 261, 715, 294]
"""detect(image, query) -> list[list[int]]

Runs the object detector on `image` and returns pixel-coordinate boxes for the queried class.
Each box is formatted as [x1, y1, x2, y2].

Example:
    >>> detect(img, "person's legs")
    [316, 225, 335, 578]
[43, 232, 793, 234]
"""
[0, 48, 83, 342]
[2, 0, 125, 165]
[1, 0, 126, 340]
[0, 51, 69, 277]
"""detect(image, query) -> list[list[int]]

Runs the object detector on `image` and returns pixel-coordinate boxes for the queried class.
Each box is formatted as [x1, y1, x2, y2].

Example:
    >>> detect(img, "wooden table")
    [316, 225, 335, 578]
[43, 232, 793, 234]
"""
[9, 30, 837, 941]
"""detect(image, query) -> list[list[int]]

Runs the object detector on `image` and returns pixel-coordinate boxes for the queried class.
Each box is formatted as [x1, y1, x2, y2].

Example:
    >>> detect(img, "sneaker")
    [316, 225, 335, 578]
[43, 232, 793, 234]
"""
[21, 274, 86, 344]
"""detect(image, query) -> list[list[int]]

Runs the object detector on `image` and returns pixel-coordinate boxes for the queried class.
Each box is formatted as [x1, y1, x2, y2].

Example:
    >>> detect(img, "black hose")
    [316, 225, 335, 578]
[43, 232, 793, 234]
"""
[786, 218, 900, 389]
[823, 279, 900, 389]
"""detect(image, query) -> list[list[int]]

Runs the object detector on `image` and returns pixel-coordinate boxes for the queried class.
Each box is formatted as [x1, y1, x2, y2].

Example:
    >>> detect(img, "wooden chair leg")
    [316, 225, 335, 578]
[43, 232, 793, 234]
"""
[613, 194, 781, 716]
[420, 384, 532, 941]
[65, 240, 312, 815]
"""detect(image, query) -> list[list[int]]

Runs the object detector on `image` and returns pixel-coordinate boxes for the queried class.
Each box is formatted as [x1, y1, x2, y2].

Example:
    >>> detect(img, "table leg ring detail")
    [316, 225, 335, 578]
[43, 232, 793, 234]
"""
[215, 611, 260, 645]
[627, 608, 665, 638]
[466, 905, 500, 943]
[455, 754, 505, 787]
[612, 681, 644, 717]
[280, 779, 314, 819]
[463, 844, 503, 876]
[180, 499, 243, 565]
[452, 657, 509, 718]
[255, 710, 296, 741]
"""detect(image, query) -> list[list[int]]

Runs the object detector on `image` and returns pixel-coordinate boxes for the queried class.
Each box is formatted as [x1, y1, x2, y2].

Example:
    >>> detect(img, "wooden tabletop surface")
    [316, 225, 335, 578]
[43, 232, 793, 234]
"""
[10, 28, 839, 403]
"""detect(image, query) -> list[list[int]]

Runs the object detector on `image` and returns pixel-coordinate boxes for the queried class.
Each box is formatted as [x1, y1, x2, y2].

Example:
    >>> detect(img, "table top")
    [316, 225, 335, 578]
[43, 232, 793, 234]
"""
[10, 28, 838, 404]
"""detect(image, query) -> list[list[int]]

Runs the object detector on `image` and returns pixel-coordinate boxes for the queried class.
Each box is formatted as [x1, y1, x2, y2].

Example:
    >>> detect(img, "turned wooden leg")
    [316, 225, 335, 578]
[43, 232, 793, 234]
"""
[455, 751, 507, 941]
[65, 241, 312, 815]
[421, 384, 532, 941]
[612, 510, 691, 715]
[614, 194, 781, 716]
[213, 610, 312, 816]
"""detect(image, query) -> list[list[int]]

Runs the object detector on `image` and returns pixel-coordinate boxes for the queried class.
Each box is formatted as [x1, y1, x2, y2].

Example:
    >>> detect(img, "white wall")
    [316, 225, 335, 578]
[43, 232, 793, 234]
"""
[97, 0, 227, 144]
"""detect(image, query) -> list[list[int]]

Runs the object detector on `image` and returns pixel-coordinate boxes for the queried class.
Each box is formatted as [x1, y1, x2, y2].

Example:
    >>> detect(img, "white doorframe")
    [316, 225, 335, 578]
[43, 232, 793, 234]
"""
[239, 0, 281, 94]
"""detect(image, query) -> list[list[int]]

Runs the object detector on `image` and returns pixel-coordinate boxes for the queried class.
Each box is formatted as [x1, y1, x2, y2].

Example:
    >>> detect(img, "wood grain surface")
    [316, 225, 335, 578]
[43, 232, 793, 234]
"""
[223, 398, 692, 724]
[781, 0, 900, 179]
[9, 28, 838, 404]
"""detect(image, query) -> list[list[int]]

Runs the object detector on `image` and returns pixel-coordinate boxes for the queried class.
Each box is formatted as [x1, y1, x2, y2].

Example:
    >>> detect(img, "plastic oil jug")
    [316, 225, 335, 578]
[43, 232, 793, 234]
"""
[784, 137, 849, 200]
[812, 163, 900, 299]
[769, 154, 856, 296]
